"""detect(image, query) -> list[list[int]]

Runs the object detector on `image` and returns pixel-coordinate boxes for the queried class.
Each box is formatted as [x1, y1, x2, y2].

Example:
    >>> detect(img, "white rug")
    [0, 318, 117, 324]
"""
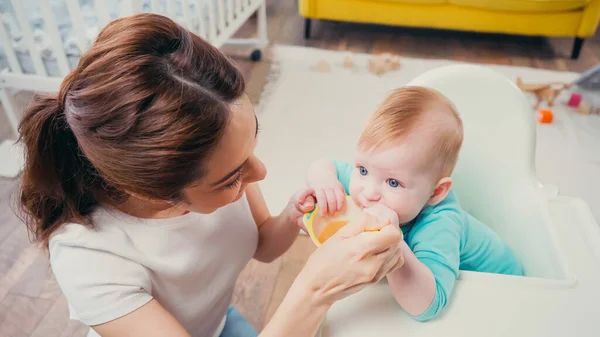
[0, 139, 23, 178]
[254, 45, 600, 223]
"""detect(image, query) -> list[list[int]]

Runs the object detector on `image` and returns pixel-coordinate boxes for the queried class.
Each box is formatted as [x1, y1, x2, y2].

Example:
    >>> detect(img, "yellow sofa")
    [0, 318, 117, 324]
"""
[299, 0, 600, 59]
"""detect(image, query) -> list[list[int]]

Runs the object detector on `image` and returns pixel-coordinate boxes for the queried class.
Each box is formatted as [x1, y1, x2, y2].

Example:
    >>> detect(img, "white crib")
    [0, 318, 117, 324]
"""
[0, 0, 267, 142]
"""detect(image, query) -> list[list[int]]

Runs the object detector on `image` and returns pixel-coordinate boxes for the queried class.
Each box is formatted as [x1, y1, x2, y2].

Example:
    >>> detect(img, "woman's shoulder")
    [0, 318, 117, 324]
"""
[49, 207, 126, 250]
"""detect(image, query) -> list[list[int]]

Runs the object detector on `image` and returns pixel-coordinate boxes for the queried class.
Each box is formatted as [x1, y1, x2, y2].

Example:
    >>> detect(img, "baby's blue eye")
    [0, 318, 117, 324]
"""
[359, 166, 368, 176]
[388, 179, 400, 188]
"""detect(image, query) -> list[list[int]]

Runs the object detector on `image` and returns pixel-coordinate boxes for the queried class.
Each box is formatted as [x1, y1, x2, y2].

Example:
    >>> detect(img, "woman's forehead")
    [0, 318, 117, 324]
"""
[203, 95, 257, 182]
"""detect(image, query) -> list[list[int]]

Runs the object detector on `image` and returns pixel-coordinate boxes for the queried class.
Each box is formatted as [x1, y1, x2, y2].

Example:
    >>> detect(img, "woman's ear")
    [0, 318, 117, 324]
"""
[427, 177, 452, 206]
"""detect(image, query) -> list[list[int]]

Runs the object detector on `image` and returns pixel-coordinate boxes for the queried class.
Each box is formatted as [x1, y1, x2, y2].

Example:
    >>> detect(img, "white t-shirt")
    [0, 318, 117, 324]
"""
[48, 195, 258, 337]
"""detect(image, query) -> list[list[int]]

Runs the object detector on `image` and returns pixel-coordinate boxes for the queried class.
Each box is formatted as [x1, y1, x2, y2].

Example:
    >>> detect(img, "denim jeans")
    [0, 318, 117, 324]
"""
[219, 306, 258, 337]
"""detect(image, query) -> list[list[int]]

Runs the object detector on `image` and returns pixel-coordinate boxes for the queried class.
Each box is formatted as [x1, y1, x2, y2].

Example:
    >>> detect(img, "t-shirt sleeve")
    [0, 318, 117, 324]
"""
[49, 234, 153, 326]
[330, 159, 353, 195]
[408, 212, 463, 321]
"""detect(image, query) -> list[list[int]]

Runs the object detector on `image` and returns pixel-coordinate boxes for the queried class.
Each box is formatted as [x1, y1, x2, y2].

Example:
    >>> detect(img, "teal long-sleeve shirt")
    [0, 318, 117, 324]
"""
[332, 160, 524, 321]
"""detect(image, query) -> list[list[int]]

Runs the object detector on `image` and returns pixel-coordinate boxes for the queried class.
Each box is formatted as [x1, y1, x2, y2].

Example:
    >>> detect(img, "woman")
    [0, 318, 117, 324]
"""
[18, 13, 404, 337]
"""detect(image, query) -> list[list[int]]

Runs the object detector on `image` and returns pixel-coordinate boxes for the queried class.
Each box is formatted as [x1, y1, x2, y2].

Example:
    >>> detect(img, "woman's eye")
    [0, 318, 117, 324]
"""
[387, 179, 400, 188]
[359, 166, 368, 176]
[224, 172, 243, 190]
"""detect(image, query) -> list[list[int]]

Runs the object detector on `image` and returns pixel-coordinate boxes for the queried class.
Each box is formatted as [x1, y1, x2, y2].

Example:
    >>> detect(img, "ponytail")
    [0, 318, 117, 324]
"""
[18, 94, 106, 247]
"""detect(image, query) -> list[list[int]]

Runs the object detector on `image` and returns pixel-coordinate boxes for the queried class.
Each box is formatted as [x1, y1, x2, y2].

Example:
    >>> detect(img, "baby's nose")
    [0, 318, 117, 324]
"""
[363, 188, 381, 202]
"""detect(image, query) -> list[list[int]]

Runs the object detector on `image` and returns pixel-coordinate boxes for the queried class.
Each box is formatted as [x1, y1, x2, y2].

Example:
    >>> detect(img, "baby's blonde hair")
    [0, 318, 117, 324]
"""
[359, 86, 463, 178]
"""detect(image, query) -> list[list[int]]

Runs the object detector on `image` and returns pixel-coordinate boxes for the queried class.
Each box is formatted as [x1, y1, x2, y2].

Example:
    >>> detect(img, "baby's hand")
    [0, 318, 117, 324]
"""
[308, 178, 346, 217]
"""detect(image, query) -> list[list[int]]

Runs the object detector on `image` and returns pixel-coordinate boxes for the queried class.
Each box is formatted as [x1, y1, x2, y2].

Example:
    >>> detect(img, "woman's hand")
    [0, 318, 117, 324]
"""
[295, 211, 404, 305]
[281, 188, 316, 232]
[261, 212, 404, 337]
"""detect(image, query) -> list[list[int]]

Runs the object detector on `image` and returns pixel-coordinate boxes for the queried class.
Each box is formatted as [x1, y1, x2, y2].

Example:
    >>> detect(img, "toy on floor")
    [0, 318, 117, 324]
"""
[537, 109, 554, 123]
[343, 55, 355, 69]
[515, 77, 572, 109]
[311, 60, 331, 73]
[303, 196, 400, 246]
[368, 53, 401, 76]
[568, 93, 583, 107]
[568, 65, 600, 115]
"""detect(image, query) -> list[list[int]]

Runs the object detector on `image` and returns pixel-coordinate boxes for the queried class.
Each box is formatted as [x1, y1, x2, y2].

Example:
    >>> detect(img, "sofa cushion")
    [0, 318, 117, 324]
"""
[448, 0, 589, 12]
[375, 0, 448, 4]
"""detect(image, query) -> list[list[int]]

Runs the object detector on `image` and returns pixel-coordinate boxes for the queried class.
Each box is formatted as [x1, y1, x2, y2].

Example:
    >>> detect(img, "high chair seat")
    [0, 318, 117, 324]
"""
[316, 65, 600, 337]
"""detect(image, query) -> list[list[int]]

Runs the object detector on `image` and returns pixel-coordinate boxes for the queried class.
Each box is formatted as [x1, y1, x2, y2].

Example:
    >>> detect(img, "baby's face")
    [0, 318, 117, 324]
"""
[349, 136, 439, 225]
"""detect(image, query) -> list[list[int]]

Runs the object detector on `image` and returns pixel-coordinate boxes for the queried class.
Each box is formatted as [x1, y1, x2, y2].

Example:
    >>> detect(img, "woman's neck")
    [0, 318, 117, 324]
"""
[112, 195, 189, 219]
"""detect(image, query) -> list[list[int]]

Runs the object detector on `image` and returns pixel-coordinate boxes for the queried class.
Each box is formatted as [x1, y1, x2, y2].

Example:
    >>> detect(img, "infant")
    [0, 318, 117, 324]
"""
[306, 86, 524, 321]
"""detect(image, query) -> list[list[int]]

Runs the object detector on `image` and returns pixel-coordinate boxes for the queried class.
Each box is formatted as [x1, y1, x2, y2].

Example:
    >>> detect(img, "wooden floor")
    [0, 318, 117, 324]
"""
[2, 0, 600, 335]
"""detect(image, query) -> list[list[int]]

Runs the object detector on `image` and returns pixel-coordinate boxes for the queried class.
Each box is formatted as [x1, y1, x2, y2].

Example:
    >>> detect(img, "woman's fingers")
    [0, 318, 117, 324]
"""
[373, 244, 404, 282]
[333, 212, 381, 239]
[346, 223, 402, 256]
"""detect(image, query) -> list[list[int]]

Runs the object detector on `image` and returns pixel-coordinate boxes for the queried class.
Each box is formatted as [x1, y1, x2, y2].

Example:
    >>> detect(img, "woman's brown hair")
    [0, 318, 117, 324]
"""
[18, 13, 245, 247]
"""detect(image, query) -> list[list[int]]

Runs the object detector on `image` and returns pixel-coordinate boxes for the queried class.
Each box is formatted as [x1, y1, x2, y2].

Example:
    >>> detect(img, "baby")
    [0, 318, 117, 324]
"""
[306, 86, 524, 321]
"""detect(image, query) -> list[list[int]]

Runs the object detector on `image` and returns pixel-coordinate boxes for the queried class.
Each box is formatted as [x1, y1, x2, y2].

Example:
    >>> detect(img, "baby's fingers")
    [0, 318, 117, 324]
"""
[324, 189, 338, 215]
[315, 189, 328, 216]
[334, 188, 346, 212]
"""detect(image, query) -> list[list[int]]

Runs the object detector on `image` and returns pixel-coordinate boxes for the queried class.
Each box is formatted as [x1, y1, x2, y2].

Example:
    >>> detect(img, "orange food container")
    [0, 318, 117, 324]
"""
[303, 196, 362, 246]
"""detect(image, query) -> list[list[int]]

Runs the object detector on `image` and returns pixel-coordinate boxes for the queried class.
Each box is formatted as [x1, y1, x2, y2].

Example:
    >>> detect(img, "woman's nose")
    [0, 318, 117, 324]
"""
[244, 155, 267, 183]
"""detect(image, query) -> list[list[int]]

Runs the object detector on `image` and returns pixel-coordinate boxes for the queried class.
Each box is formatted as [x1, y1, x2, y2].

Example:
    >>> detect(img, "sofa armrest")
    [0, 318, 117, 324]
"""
[578, 0, 600, 36]
[299, 0, 318, 18]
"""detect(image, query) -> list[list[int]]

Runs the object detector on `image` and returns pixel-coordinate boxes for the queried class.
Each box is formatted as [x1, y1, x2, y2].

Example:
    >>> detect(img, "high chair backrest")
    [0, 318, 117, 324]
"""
[409, 65, 563, 279]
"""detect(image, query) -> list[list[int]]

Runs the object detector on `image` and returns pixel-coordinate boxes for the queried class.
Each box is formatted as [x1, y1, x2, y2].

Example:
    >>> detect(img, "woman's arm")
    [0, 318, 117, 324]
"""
[91, 300, 191, 337]
[246, 183, 313, 263]
[260, 279, 330, 337]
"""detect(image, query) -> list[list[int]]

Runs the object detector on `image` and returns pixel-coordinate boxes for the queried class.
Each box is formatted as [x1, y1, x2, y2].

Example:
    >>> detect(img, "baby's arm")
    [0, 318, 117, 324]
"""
[387, 214, 462, 321]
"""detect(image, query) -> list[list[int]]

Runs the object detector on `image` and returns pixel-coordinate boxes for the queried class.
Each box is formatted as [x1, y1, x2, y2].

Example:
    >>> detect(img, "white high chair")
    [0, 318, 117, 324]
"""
[317, 65, 600, 337]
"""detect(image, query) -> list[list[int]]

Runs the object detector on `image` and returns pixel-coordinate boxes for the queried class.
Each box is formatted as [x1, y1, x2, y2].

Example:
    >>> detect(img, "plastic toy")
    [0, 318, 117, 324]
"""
[537, 109, 553, 123]
[311, 60, 331, 73]
[568, 92, 582, 107]
[368, 53, 401, 76]
[515, 77, 572, 109]
[343, 56, 355, 69]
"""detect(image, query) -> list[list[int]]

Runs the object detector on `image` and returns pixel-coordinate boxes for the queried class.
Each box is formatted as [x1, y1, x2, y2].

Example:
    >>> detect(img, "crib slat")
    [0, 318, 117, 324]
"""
[11, 0, 47, 76]
[151, 0, 162, 13]
[0, 17, 22, 74]
[182, 0, 192, 31]
[131, 0, 143, 13]
[167, 0, 177, 20]
[202, 0, 215, 41]
[226, 0, 233, 26]
[235, 0, 242, 17]
[40, 0, 71, 76]
[66, 0, 90, 55]
[217, 0, 226, 34]
[95, 0, 112, 27]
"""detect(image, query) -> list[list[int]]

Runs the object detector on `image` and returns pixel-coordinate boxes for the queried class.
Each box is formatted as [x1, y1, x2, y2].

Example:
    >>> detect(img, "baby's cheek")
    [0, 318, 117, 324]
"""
[348, 179, 360, 197]
[387, 193, 421, 224]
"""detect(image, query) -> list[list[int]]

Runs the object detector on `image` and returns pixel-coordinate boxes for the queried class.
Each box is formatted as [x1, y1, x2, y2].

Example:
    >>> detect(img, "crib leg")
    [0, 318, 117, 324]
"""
[0, 87, 20, 139]
[257, 2, 268, 49]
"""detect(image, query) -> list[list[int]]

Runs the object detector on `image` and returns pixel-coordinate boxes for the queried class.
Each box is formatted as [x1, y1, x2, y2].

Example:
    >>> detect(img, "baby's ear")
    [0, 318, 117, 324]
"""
[427, 177, 452, 206]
